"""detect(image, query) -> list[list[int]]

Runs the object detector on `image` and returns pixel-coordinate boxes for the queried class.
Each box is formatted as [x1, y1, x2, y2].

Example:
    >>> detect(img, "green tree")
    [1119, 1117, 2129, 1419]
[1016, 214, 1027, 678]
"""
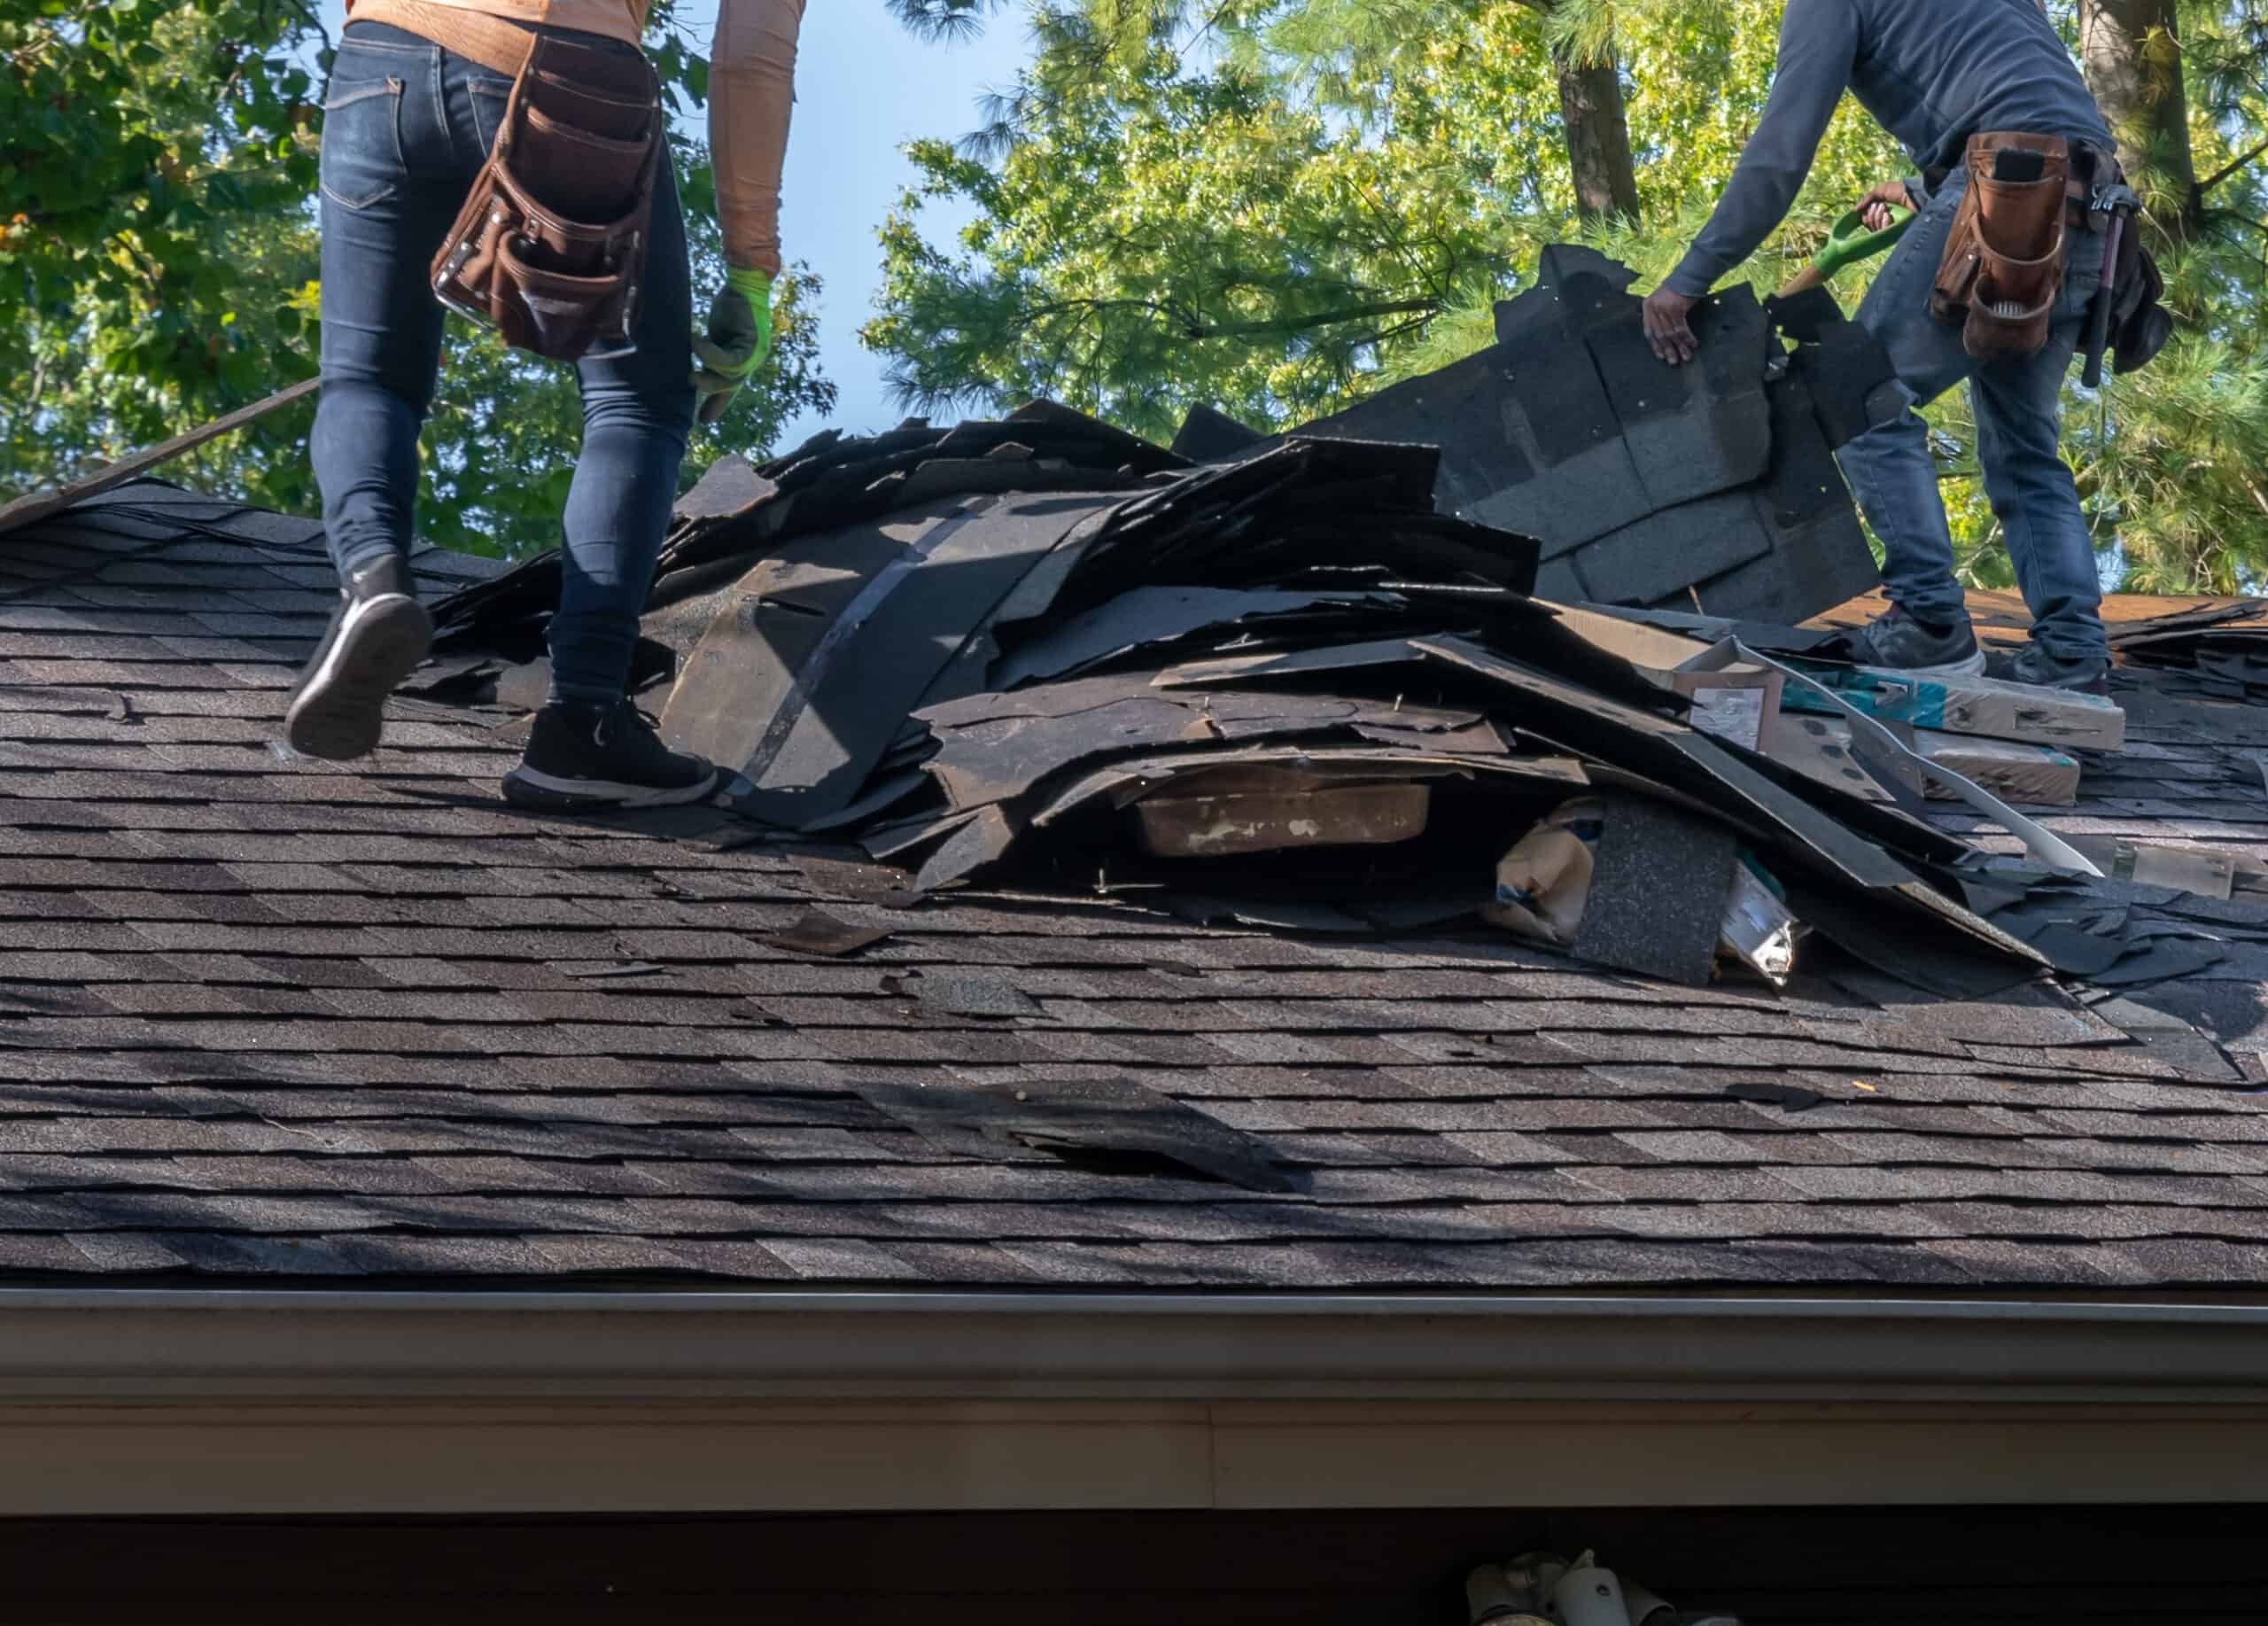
[872, 0, 2268, 591]
[2, 0, 833, 558]
[2, 0, 323, 495]
[868, 0, 1897, 438]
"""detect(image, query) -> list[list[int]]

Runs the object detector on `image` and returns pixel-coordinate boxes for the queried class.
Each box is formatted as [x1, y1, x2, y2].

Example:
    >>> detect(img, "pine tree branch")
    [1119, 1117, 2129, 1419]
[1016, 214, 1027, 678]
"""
[1184, 297, 1443, 338]
[2198, 133, 2268, 196]
[1021, 293, 1443, 339]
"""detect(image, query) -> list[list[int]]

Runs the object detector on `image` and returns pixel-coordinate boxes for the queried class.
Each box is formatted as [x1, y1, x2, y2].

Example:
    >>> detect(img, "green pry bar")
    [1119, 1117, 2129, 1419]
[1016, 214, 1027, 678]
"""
[1812, 203, 1915, 283]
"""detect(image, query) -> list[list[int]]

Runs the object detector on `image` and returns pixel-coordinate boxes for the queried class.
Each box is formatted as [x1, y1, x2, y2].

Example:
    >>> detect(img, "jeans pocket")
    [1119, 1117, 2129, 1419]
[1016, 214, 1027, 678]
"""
[320, 74, 408, 212]
[2059, 230, 2109, 319]
[467, 78, 512, 159]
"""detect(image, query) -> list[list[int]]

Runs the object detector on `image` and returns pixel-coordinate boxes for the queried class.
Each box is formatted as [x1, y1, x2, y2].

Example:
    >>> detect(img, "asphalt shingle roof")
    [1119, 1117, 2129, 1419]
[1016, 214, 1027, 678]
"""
[5, 484, 2268, 1291]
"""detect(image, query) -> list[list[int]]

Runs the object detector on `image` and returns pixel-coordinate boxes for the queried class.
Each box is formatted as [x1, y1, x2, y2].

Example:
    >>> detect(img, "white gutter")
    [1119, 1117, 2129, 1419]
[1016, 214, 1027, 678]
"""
[3, 1289, 2267, 1404]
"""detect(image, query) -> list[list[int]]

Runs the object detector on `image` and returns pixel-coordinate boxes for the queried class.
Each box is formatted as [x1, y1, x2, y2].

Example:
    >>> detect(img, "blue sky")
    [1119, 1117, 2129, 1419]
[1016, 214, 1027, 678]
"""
[316, 1, 1032, 442]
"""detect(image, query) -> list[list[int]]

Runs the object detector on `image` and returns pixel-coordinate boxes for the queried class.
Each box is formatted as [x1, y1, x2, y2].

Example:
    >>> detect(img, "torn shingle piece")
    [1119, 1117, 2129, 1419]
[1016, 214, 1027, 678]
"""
[909, 974, 1046, 1021]
[559, 961, 669, 980]
[761, 910, 892, 959]
[987, 586, 1394, 690]
[913, 805, 1021, 892]
[854, 1074, 1300, 1194]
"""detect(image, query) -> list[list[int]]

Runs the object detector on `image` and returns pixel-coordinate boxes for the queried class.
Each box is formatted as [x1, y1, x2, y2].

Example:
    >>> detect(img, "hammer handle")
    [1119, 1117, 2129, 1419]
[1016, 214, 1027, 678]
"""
[2081, 213, 2124, 389]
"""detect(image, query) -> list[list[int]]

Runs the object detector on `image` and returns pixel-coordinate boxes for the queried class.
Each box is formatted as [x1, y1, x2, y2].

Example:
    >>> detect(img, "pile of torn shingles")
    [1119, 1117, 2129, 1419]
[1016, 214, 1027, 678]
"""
[1197, 245, 1904, 623]
[2112, 598, 2268, 706]
[423, 248, 2231, 1015]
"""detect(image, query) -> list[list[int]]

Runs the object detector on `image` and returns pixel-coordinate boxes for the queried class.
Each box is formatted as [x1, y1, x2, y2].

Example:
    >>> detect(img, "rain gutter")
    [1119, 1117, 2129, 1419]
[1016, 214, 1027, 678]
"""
[2, 1289, 2266, 1403]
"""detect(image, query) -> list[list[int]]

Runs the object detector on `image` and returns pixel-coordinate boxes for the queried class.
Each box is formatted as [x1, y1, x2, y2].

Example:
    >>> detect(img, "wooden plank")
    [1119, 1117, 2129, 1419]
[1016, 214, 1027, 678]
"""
[0, 378, 320, 540]
[1808, 719, 2081, 806]
[2069, 836, 2243, 899]
[1781, 661, 2125, 751]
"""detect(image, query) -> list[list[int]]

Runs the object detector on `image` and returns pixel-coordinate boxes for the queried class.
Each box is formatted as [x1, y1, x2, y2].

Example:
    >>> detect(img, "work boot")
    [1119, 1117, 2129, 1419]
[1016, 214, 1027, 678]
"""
[2008, 642, 2113, 695]
[501, 698, 720, 812]
[1844, 604, 1986, 678]
[284, 553, 433, 761]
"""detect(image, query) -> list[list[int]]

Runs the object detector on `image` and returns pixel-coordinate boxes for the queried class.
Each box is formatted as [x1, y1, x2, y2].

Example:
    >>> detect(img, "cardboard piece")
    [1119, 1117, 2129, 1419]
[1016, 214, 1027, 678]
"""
[1666, 641, 1789, 755]
[1482, 799, 1603, 945]
[1032, 746, 1587, 829]
[1131, 774, 1433, 858]
[1541, 606, 1790, 753]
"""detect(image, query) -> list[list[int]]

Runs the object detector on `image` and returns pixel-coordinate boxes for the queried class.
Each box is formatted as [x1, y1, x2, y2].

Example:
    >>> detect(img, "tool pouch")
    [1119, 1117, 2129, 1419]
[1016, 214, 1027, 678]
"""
[2111, 232, 2173, 376]
[430, 35, 663, 362]
[1930, 133, 2070, 362]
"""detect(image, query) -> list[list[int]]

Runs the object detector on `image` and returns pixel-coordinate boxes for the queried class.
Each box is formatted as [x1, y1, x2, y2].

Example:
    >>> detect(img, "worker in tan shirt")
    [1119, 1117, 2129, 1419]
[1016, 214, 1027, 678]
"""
[287, 0, 806, 810]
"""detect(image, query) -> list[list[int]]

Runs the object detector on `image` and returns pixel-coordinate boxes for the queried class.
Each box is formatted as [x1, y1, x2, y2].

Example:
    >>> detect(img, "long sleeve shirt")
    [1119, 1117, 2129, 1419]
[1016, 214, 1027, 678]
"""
[346, 0, 804, 276]
[1665, 0, 2113, 298]
[710, 0, 804, 276]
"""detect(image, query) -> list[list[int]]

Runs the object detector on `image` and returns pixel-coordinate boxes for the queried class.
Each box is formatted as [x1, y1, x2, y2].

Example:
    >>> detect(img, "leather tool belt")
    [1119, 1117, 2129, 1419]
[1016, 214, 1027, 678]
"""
[1930, 132, 2078, 362]
[430, 30, 663, 362]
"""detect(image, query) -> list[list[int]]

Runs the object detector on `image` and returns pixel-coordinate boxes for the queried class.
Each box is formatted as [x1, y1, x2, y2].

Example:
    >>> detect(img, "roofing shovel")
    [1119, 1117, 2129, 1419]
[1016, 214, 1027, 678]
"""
[1777, 204, 1915, 300]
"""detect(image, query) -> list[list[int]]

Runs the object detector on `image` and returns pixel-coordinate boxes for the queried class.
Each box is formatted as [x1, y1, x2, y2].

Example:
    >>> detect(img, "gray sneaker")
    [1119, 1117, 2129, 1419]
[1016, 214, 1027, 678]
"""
[284, 553, 432, 761]
[2008, 642, 2112, 694]
[1845, 605, 1986, 677]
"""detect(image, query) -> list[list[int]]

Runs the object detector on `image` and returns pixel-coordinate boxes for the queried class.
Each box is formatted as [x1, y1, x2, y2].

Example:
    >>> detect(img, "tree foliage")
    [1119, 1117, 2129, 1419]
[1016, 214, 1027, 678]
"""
[873, 0, 2268, 590]
[2, 0, 833, 557]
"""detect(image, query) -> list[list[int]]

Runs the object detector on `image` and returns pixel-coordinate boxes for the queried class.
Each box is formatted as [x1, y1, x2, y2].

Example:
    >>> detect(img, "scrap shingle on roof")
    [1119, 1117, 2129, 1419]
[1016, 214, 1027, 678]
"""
[7, 428, 2268, 1289]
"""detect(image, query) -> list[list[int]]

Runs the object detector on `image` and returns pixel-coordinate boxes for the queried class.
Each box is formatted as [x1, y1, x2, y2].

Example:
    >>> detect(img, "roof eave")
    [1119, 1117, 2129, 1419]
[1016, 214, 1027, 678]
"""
[5, 1288, 2268, 1404]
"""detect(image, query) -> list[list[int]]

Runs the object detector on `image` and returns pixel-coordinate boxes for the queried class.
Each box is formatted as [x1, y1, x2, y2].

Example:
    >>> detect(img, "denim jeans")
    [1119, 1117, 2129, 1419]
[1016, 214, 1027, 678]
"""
[314, 19, 695, 704]
[1837, 167, 2111, 662]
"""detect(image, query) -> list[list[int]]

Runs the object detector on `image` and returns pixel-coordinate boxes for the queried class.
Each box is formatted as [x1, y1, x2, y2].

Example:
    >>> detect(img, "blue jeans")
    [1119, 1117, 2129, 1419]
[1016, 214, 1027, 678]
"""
[1837, 167, 2111, 662]
[314, 19, 694, 704]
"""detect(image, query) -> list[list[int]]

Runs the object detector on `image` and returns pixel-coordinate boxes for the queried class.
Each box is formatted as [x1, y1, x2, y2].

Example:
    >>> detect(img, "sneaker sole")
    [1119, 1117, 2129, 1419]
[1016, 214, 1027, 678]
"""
[500, 764, 723, 813]
[284, 595, 433, 761]
[1866, 649, 1989, 681]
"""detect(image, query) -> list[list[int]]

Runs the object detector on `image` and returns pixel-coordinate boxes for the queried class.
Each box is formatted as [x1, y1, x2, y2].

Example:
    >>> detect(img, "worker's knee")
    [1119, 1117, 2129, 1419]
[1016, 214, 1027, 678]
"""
[581, 387, 693, 463]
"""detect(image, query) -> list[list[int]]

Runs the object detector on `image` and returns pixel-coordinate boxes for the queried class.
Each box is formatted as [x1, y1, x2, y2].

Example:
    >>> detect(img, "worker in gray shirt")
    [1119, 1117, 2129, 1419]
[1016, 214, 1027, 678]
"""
[1641, 0, 2117, 690]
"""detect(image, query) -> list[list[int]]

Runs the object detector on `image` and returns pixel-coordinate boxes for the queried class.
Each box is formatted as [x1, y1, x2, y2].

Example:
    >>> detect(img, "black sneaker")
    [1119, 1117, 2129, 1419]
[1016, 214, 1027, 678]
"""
[1845, 604, 1987, 678]
[284, 554, 433, 761]
[2009, 642, 2112, 695]
[501, 699, 721, 811]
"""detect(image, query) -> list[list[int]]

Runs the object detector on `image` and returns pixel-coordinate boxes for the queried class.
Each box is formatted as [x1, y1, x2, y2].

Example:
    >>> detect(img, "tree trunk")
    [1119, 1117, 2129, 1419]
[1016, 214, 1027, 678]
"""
[1557, 51, 1641, 224]
[2078, 0, 2199, 230]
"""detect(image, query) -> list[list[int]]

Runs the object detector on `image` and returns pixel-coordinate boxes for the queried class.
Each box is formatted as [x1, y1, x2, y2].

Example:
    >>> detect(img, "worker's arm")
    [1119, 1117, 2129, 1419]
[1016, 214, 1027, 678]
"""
[1661, 0, 1861, 299]
[710, 0, 804, 277]
[694, 0, 805, 424]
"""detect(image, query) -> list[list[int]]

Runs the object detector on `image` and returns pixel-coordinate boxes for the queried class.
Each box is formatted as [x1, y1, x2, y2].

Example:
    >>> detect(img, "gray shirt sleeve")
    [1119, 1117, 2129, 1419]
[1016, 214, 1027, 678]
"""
[1665, 0, 1862, 297]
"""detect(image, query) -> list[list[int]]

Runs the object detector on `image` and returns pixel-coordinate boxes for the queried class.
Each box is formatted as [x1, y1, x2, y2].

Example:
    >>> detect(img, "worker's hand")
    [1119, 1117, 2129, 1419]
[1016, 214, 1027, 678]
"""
[1857, 180, 1914, 233]
[692, 265, 775, 426]
[1642, 286, 1700, 367]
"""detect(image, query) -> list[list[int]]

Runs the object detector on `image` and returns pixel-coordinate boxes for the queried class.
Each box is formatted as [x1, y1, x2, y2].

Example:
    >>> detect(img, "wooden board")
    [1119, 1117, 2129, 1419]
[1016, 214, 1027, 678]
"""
[2067, 836, 2242, 900]
[1782, 661, 2126, 751]
[0, 377, 319, 539]
[1807, 719, 2081, 806]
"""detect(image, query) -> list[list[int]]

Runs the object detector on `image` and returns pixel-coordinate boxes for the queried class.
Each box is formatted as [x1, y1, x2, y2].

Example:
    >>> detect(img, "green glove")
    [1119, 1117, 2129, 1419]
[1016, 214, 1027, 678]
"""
[692, 265, 774, 426]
